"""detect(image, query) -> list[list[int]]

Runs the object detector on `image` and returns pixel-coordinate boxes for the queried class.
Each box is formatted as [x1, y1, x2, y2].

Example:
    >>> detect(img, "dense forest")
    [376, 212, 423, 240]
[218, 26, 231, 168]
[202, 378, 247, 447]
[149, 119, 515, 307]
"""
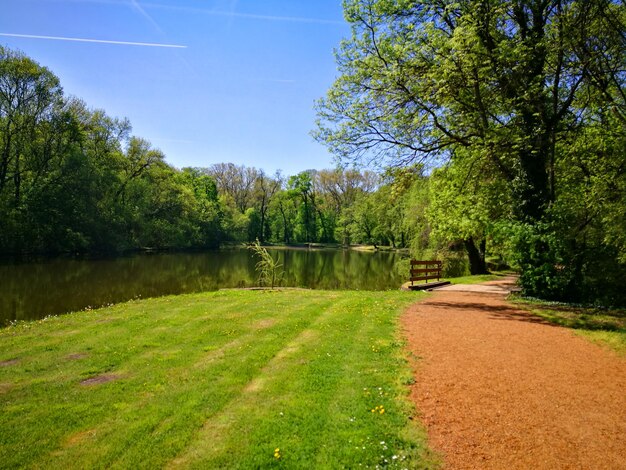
[2, 0, 626, 310]
[0, 46, 424, 255]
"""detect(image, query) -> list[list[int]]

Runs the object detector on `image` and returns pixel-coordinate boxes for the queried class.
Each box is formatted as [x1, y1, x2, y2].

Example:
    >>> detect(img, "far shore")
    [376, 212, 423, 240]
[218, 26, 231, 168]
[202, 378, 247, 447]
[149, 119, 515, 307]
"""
[0, 243, 408, 262]
[236, 242, 409, 253]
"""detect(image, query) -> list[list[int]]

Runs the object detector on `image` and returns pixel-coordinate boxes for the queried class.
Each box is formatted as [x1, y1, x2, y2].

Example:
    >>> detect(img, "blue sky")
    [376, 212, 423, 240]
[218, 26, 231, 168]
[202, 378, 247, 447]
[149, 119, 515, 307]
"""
[0, 0, 349, 175]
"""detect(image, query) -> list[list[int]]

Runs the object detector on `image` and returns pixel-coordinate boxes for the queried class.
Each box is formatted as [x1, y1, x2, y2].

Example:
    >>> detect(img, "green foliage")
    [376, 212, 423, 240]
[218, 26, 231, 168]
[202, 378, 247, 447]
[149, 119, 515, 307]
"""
[514, 298, 626, 354]
[0, 47, 403, 255]
[288, 171, 318, 243]
[348, 192, 379, 244]
[315, 0, 626, 306]
[512, 214, 626, 307]
[0, 47, 225, 254]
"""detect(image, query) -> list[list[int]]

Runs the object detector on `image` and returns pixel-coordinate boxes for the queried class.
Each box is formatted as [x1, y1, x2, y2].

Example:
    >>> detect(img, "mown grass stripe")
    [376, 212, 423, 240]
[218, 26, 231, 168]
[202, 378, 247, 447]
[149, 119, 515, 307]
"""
[167, 297, 346, 467]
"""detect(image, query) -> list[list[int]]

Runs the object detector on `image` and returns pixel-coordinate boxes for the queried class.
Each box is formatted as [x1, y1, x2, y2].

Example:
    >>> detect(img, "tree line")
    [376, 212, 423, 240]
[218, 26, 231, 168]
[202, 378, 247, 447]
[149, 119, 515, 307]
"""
[0, 46, 425, 255]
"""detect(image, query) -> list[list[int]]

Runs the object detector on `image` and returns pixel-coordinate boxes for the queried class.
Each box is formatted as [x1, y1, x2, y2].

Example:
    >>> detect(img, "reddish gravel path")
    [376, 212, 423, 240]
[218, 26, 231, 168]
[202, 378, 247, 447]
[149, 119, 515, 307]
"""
[402, 278, 626, 470]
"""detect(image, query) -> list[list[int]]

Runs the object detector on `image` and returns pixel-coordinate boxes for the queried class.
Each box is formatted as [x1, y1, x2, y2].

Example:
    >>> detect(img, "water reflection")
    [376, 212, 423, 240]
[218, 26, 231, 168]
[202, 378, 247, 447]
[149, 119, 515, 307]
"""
[0, 248, 404, 323]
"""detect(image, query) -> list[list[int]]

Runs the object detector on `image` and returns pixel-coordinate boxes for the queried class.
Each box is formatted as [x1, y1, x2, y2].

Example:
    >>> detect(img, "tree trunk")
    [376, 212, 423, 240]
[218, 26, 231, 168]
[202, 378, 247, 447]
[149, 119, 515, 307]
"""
[464, 236, 488, 275]
[278, 203, 290, 244]
[259, 206, 266, 243]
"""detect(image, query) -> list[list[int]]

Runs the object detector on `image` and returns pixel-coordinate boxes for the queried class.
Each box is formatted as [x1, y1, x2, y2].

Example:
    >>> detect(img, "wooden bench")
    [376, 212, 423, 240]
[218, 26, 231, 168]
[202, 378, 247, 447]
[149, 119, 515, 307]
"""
[407, 260, 450, 290]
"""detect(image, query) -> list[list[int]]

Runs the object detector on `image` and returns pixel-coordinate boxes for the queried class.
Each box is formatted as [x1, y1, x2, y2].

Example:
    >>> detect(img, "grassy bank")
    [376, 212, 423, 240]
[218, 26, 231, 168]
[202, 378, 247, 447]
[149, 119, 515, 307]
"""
[514, 298, 626, 355]
[0, 289, 437, 468]
[448, 274, 502, 284]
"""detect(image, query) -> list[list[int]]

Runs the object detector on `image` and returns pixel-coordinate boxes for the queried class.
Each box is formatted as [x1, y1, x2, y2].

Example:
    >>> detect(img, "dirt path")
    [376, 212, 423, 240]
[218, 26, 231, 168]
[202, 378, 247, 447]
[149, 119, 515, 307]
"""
[402, 277, 626, 469]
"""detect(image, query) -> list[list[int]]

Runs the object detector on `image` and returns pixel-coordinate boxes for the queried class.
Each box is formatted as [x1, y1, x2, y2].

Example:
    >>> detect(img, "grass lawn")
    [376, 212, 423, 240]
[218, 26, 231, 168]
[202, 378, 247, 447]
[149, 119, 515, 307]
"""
[514, 298, 626, 355]
[0, 289, 437, 469]
[448, 274, 502, 284]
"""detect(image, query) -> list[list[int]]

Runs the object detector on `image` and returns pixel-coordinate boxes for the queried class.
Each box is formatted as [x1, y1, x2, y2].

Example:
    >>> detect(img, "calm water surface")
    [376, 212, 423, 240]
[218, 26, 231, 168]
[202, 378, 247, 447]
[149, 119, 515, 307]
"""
[0, 248, 406, 324]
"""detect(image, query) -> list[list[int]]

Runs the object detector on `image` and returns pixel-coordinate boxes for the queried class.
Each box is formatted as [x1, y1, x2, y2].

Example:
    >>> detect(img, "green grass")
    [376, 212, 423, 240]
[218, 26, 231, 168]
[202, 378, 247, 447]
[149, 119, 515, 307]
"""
[513, 298, 626, 355]
[447, 274, 502, 284]
[0, 289, 438, 469]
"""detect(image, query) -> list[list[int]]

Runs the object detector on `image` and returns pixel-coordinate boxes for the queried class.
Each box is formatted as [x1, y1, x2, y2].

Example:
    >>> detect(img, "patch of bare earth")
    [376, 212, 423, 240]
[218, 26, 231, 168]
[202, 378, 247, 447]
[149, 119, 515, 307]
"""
[0, 358, 19, 367]
[253, 318, 276, 330]
[66, 353, 88, 361]
[61, 428, 97, 448]
[80, 374, 122, 386]
[402, 278, 626, 469]
[52, 329, 81, 337]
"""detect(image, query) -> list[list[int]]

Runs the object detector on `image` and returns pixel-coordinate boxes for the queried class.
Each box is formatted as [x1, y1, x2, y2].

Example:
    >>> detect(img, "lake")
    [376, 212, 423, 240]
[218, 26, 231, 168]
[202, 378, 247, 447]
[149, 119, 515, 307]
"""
[0, 248, 407, 324]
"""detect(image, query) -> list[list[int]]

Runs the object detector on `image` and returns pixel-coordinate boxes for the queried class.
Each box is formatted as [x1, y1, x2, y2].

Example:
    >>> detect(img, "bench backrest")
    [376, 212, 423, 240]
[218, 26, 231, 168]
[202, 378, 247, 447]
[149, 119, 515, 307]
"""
[410, 260, 442, 284]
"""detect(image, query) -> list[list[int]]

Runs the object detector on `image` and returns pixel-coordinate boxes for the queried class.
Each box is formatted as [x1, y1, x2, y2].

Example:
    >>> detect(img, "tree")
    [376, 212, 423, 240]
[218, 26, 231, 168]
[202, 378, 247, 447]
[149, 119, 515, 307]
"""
[64, 102, 133, 251]
[208, 163, 259, 213]
[316, 0, 620, 217]
[316, 0, 626, 303]
[253, 170, 281, 242]
[0, 46, 229, 254]
[427, 150, 511, 274]
[0, 47, 64, 204]
[288, 171, 318, 242]
[180, 168, 222, 247]
[271, 189, 297, 244]
[0, 48, 93, 253]
[315, 168, 378, 244]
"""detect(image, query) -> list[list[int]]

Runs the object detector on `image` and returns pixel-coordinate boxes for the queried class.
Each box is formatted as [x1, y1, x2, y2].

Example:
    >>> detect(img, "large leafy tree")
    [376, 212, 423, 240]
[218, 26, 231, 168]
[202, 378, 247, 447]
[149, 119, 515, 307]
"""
[315, 168, 378, 244]
[316, 0, 626, 303]
[288, 171, 318, 242]
[252, 169, 282, 242]
[317, 0, 623, 217]
[427, 148, 512, 274]
[0, 47, 64, 204]
[0, 47, 82, 251]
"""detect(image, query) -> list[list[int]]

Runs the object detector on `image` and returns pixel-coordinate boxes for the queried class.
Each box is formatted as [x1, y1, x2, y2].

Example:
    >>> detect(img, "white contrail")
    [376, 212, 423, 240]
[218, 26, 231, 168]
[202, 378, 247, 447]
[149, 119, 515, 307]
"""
[130, 0, 164, 34]
[0, 32, 186, 48]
